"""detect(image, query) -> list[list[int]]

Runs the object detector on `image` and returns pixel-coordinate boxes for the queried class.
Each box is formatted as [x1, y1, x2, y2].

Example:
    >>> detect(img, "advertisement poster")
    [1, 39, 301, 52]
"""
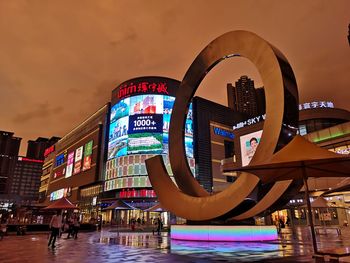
[65, 151, 75, 178]
[107, 94, 194, 160]
[128, 114, 163, 134]
[163, 96, 174, 132]
[127, 132, 163, 155]
[82, 140, 93, 171]
[109, 116, 129, 141]
[108, 137, 127, 159]
[82, 156, 92, 171]
[110, 98, 130, 123]
[73, 146, 83, 174]
[240, 130, 263, 166]
[129, 95, 163, 115]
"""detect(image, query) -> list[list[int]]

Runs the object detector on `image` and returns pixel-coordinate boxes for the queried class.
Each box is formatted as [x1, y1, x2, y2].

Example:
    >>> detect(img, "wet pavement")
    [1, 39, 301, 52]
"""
[1, 226, 350, 262]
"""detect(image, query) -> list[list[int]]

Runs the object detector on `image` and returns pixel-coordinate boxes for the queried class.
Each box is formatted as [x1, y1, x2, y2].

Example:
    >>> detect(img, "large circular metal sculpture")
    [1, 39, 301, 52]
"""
[145, 30, 299, 221]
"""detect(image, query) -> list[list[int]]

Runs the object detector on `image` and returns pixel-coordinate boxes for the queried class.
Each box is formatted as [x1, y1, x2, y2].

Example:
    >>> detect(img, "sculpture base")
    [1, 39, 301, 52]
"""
[171, 225, 277, 241]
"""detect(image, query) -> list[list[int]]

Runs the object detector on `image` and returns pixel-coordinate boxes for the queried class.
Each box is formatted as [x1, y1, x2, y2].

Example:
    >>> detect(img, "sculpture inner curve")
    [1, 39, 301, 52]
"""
[146, 30, 299, 220]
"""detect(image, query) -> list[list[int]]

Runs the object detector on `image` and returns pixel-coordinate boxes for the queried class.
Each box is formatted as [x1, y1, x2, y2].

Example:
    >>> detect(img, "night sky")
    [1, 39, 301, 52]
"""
[0, 1, 349, 155]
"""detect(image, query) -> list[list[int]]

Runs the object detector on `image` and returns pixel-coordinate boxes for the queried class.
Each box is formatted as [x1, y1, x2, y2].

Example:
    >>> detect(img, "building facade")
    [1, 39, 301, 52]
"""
[227, 75, 265, 117]
[39, 104, 110, 222]
[0, 131, 21, 196]
[102, 76, 195, 225]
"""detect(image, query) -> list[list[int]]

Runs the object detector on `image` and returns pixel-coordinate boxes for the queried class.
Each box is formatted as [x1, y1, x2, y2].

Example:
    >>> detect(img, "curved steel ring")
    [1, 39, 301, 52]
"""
[145, 30, 298, 221]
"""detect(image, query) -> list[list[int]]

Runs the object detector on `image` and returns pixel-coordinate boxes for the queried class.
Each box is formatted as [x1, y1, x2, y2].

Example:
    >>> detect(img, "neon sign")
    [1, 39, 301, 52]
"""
[213, 127, 234, 139]
[117, 81, 169, 100]
[18, 157, 44, 163]
[299, 101, 334, 110]
[44, 145, 55, 157]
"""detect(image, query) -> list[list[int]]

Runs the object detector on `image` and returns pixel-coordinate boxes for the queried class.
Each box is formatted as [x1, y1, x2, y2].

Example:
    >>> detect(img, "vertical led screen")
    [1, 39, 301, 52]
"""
[108, 77, 194, 159]
[105, 77, 196, 192]
[83, 140, 93, 171]
[65, 151, 75, 178]
[74, 146, 83, 174]
[239, 130, 263, 166]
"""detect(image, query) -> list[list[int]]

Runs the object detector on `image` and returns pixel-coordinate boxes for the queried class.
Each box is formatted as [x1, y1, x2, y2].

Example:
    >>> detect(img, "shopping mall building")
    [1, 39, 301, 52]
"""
[39, 76, 350, 226]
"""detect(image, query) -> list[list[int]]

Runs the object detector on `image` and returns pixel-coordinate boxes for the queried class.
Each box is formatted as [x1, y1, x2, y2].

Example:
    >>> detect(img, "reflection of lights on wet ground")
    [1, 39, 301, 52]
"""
[170, 240, 283, 262]
[97, 233, 170, 250]
[171, 240, 278, 253]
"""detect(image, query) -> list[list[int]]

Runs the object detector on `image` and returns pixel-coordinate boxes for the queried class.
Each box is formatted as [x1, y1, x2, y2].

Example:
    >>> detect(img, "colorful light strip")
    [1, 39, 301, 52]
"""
[171, 225, 277, 242]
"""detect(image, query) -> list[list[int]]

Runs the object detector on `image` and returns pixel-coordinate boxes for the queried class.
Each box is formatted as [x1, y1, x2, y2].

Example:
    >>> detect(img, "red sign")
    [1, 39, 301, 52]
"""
[18, 157, 44, 163]
[117, 81, 169, 100]
[44, 145, 55, 157]
[119, 189, 156, 198]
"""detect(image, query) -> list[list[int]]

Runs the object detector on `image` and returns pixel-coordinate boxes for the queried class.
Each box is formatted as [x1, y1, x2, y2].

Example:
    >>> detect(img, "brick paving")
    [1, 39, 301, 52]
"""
[1, 226, 350, 262]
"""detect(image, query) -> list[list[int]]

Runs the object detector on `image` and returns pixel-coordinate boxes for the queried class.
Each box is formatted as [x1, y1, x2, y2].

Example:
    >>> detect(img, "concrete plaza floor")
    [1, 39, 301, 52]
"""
[1, 226, 350, 262]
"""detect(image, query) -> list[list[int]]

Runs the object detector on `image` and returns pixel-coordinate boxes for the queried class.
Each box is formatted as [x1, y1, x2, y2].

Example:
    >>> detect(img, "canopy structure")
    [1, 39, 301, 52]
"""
[103, 200, 136, 210]
[229, 135, 350, 254]
[144, 203, 167, 212]
[43, 197, 78, 210]
[322, 178, 350, 196]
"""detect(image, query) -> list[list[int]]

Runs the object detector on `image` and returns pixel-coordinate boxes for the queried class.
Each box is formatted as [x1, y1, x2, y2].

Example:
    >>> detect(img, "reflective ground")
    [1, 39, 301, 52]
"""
[1, 226, 350, 262]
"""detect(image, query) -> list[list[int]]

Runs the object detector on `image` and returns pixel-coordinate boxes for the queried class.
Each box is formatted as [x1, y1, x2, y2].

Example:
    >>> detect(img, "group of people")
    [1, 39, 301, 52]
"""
[48, 210, 80, 248]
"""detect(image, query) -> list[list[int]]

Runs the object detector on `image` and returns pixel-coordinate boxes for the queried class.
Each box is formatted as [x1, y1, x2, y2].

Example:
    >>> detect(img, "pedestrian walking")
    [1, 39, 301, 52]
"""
[48, 210, 62, 248]
[72, 214, 80, 239]
[0, 219, 7, 240]
[156, 216, 163, 235]
[66, 215, 74, 239]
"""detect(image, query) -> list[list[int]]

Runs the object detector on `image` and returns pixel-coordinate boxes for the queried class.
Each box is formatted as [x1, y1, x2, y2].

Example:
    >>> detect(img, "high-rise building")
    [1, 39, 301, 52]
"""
[227, 76, 265, 117]
[9, 157, 44, 201]
[0, 131, 59, 213]
[0, 131, 21, 195]
[26, 137, 60, 160]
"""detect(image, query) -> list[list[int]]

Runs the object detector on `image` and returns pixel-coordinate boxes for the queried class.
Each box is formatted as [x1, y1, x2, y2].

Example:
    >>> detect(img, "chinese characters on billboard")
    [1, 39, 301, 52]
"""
[83, 140, 93, 171]
[107, 94, 193, 159]
[73, 146, 83, 174]
[239, 130, 263, 166]
[65, 152, 75, 178]
[105, 77, 196, 192]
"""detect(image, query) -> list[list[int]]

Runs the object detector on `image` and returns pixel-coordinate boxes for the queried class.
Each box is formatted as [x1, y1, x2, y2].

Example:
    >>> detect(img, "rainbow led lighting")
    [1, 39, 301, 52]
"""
[171, 225, 278, 242]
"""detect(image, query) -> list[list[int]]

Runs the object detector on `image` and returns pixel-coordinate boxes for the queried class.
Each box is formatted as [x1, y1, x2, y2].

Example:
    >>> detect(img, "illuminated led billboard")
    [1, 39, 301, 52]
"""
[105, 77, 196, 192]
[240, 130, 263, 166]
[108, 77, 194, 159]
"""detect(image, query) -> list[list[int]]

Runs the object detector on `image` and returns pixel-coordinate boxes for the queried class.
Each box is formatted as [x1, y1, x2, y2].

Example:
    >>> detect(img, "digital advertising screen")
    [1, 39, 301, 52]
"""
[240, 130, 263, 166]
[105, 77, 196, 189]
[107, 94, 194, 160]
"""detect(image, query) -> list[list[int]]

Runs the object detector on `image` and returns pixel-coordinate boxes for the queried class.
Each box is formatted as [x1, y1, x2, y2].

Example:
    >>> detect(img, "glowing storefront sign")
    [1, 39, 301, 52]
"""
[240, 130, 263, 166]
[233, 114, 266, 130]
[233, 101, 335, 130]
[82, 140, 93, 171]
[50, 187, 72, 201]
[299, 101, 334, 110]
[213, 127, 234, 139]
[117, 81, 169, 100]
[44, 145, 55, 157]
[73, 146, 83, 174]
[65, 152, 74, 178]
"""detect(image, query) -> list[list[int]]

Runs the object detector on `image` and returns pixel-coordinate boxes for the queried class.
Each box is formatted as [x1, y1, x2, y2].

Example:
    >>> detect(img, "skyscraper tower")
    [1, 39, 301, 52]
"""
[227, 75, 265, 117]
[0, 131, 21, 194]
[26, 136, 60, 160]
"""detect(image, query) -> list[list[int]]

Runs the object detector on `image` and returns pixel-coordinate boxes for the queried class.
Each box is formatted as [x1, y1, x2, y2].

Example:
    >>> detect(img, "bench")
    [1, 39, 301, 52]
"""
[315, 226, 341, 236]
[314, 247, 350, 263]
